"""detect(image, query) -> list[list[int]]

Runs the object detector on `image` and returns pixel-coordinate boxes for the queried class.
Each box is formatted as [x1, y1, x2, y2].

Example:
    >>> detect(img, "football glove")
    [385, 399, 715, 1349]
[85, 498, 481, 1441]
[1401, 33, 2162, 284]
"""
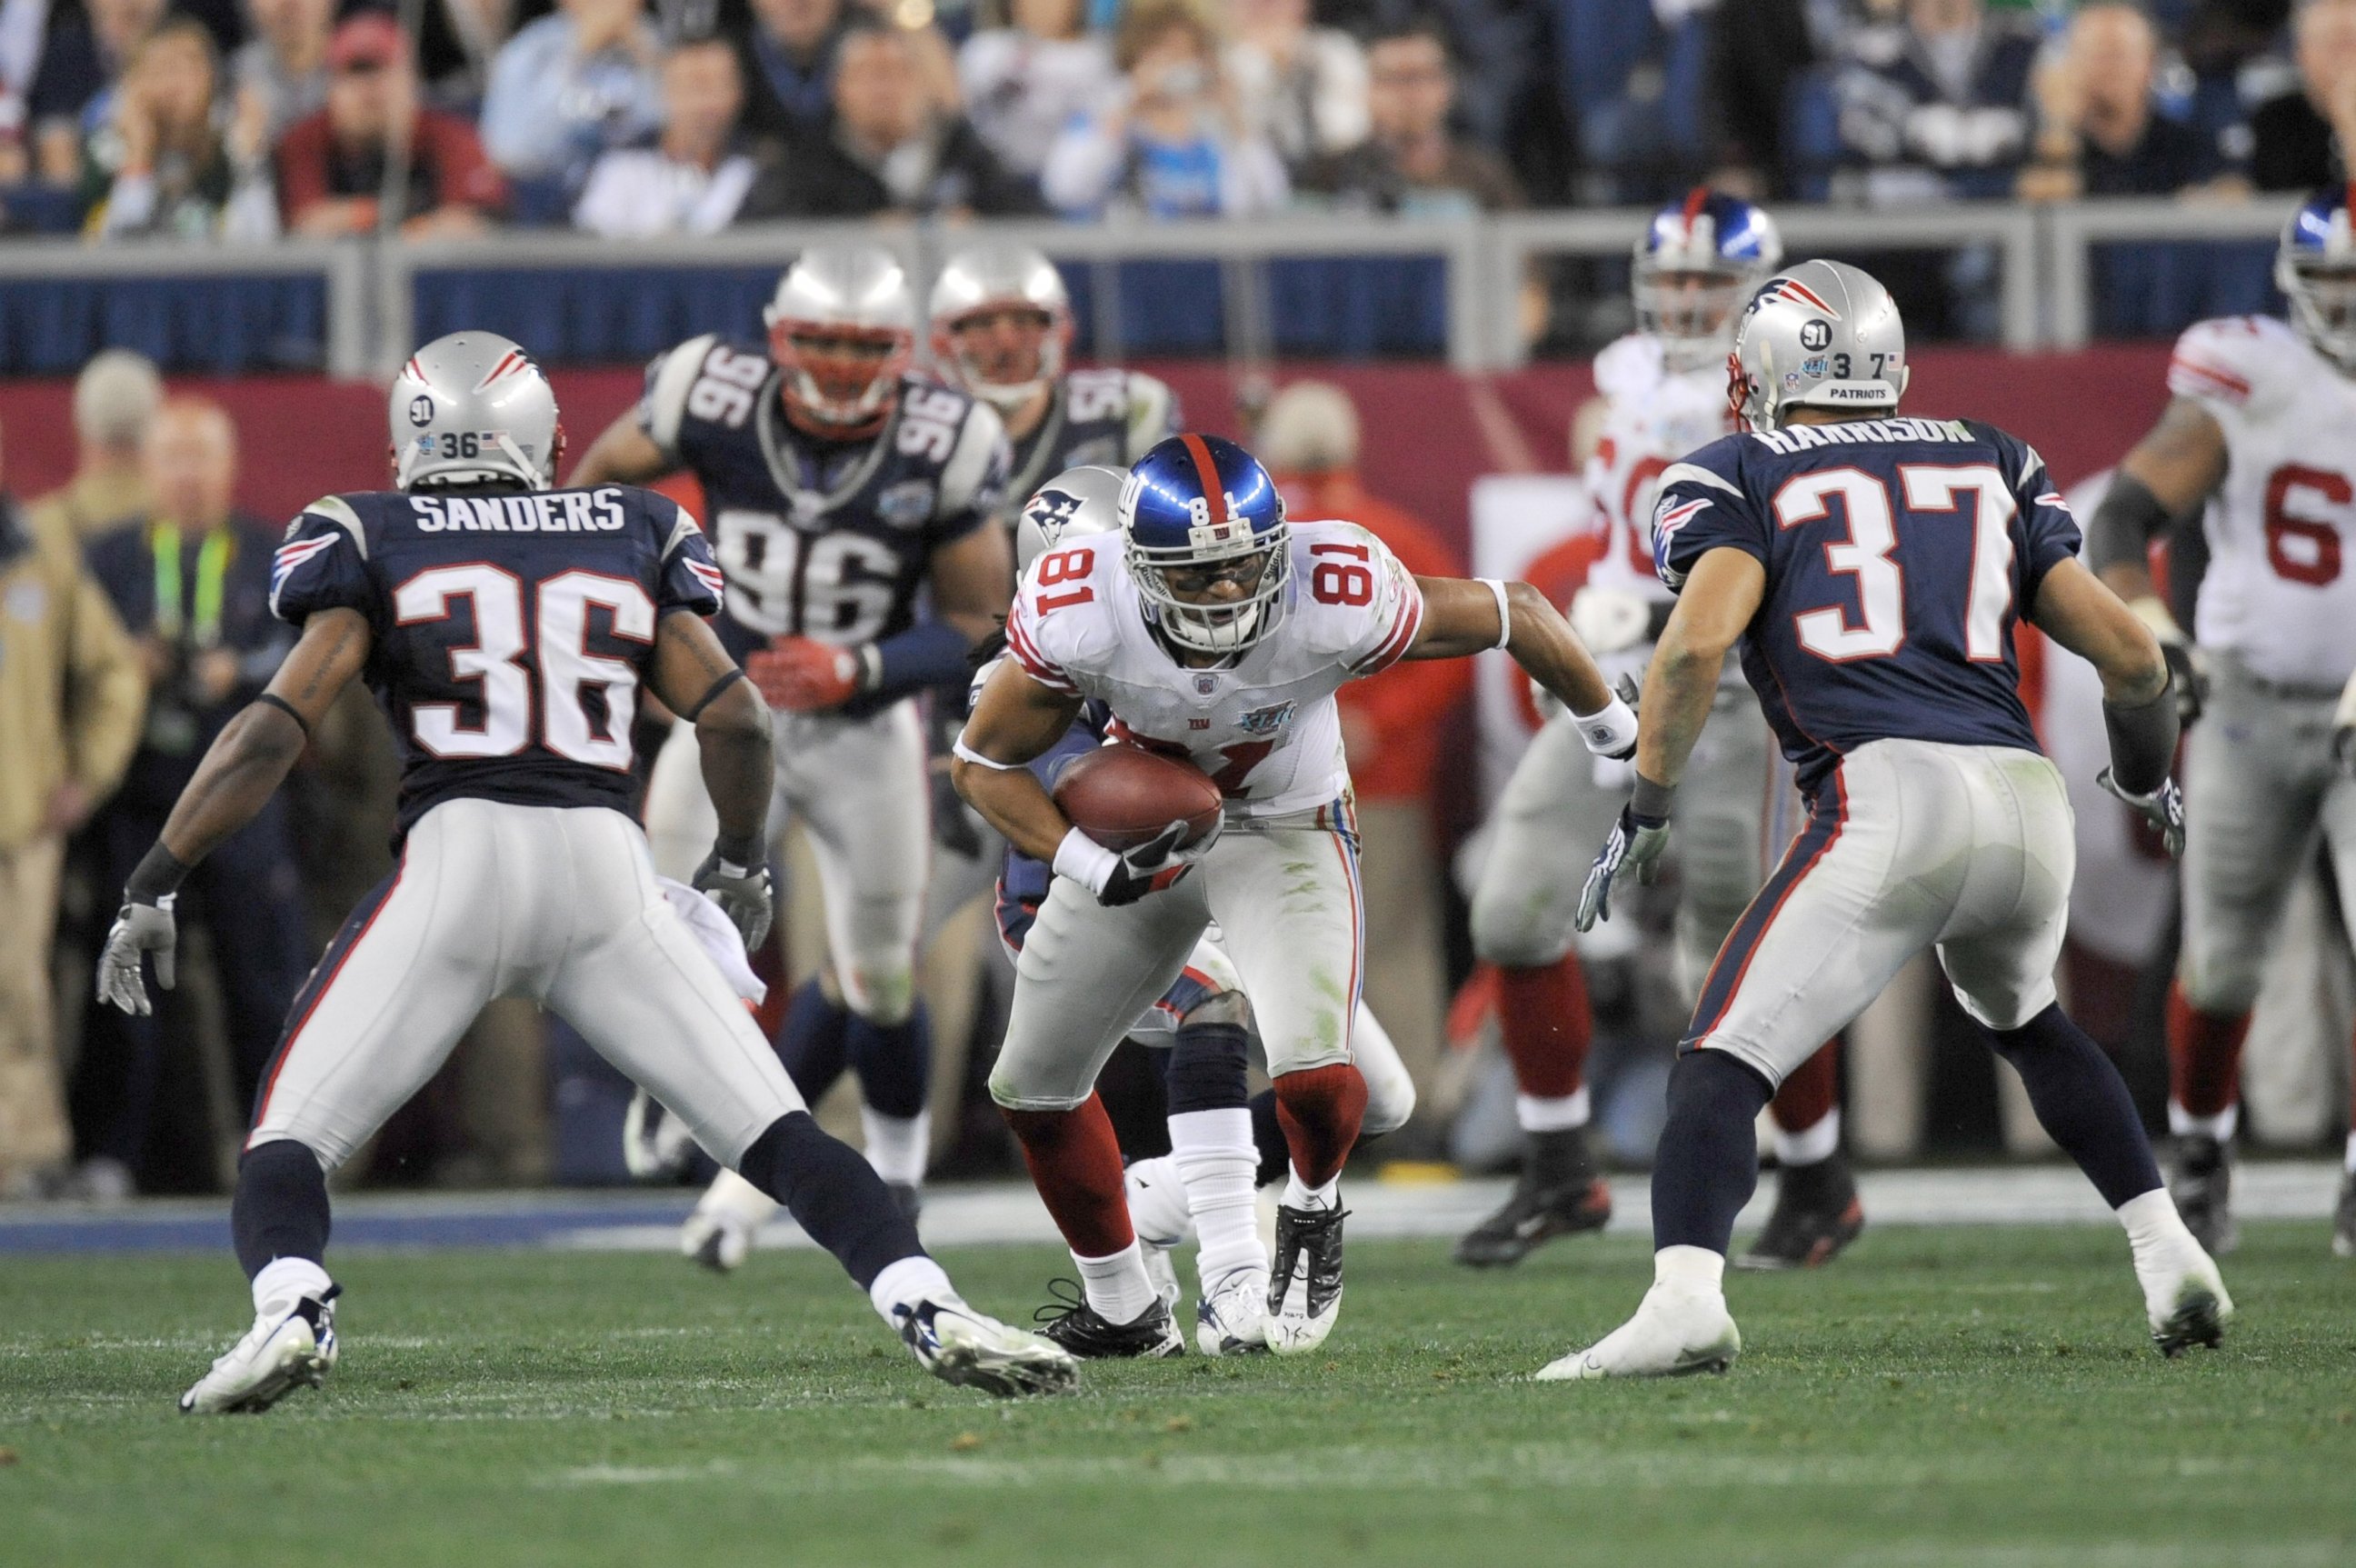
[1573, 805, 1671, 933]
[1054, 822, 1195, 907]
[2096, 767, 2185, 860]
[748, 635, 866, 713]
[693, 851, 774, 952]
[95, 894, 177, 1016]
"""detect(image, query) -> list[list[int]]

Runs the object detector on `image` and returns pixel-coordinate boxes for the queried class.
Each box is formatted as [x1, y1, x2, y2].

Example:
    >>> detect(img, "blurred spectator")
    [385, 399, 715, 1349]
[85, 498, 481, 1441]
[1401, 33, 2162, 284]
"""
[2250, 0, 2356, 190]
[230, 0, 333, 144]
[958, 0, 1116, 178]
[739, 0, 847, 145]
[2019, 1, 2245, 201]
[1224, 0, 1367, 170]
[1296, 16, 1522, 214]
[414, 0, 548, 103]
[28, 350, 161, 542]
[745, 21, 1041, 216]
[75, 399, 305, 1199]
[25, 0, 166, 186]
[479, 0, 663, 192]
[0, 418, 145, 1201]
[574, 34, 769, 235]
[83, 19, 277, 240]
[275, 15, 506, 237]
[1042, 0, 1286, 217]
[1261, 379, 1465, 1124]
[1835, 0, 2042, 203]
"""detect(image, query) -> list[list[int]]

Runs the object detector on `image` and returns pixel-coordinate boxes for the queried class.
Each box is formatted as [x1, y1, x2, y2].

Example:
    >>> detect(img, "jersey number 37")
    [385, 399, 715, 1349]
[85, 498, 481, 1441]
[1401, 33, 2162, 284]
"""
[1775, 464, 2017, 664]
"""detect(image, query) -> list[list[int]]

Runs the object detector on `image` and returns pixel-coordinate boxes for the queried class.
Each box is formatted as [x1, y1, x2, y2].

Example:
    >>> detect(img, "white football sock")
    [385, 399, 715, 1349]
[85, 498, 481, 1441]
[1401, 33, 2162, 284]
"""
[1075, 1241, 1161, 1324]
[1772, 1108, 1841, 1168]
[2166, 1101, 2237, 1143]
[2117, 1187, 2205, 1277]
[860, 1107, 930, 1188]
[1281, 1168, 1341, 1212]
[867, 1254, 956, 1324]
[1123, 1154, 1195, 1250]
[695, 1166, 780, 1228]
[1516, 1087, 1591, 1134]
[251, 1256, 333, 1318]
[1652, 1243, 1727, 1299]
[1169, 1108, 1263, 1287]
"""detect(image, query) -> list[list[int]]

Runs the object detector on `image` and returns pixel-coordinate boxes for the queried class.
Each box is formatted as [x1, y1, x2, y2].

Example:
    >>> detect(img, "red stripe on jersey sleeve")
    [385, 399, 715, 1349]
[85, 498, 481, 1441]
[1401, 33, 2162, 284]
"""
[2167, 355, 2251, 402]
[1351, 575, 1426, 676]
[1004, 607, 1078, 694]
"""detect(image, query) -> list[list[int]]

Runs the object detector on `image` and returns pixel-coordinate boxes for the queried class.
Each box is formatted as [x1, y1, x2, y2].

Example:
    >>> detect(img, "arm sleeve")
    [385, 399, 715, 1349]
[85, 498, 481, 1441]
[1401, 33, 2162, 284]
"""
[1340, 533, 1426, 676]
[269, 498, 374, 624]
[63, 560, 146, 798]
[651, 496, 726, 617]
[1651, 454, 1764, 592]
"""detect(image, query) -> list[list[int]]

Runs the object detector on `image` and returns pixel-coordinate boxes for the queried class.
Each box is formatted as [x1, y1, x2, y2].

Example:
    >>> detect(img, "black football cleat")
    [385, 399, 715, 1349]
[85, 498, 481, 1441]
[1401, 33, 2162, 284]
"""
[1031, 1279, 1185, 1359]
[2171, 1134, 2238, 1256]
[1737, 1154, 1865, 1272]
[1455, 1127, 1611, 1268]
[1266, 1202, 1348, 1353]
[2333, 1169, 2355, 1260]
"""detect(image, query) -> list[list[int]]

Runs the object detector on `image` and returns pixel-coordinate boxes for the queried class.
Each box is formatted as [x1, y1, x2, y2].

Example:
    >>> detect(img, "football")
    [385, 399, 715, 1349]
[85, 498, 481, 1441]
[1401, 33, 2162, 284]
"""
[1052, 743, 1224, 853]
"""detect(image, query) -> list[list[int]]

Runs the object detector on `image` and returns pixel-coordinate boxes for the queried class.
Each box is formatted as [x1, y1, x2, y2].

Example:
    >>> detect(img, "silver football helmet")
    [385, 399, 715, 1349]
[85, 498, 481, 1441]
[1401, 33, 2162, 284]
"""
[763, 242, 918, 434]
[929, 242, 1073, 412]
[1014, 464, 1125, 574]
[1726, 259, 1909, 433]
[390, 332, 560, 490]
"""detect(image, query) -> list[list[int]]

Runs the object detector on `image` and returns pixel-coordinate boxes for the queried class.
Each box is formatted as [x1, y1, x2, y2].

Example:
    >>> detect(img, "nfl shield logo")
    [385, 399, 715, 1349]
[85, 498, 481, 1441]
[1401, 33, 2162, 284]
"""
[1194, 675, 1217, 695]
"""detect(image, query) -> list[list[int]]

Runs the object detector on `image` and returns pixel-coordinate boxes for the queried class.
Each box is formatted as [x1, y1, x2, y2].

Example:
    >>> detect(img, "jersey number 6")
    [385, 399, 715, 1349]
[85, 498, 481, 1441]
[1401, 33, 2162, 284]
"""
[394, 564, 655, 769]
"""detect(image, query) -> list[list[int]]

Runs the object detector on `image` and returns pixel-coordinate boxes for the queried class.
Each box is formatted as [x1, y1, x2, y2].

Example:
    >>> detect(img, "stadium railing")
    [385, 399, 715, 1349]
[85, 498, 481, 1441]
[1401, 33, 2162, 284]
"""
[0, 199, 2299, 378]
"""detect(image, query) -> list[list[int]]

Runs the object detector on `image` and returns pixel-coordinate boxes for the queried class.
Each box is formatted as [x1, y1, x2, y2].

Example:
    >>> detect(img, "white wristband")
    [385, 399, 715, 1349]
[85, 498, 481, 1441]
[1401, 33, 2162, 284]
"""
[952, 736, 1023, 772]
[1053, 827, 1120, 894]
[1572, 694, 1640, 757]
[1477, 578, 1512, 651]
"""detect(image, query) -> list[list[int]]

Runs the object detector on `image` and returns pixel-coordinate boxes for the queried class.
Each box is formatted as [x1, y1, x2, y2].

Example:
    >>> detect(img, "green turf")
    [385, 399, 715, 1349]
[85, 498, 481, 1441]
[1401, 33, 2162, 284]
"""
[3, 1222, 2351, 1567]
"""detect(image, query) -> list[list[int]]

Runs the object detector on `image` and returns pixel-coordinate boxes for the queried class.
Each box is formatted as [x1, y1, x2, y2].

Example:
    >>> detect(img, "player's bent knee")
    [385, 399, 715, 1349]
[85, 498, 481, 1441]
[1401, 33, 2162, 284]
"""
[2176, 953, 2261, 1016]
[1469, 900, 1571, 969]
[1359, 1062, 1416, 1137]
[986, 1066, 1091, 1114]
[1179, 988, 1252, 1031]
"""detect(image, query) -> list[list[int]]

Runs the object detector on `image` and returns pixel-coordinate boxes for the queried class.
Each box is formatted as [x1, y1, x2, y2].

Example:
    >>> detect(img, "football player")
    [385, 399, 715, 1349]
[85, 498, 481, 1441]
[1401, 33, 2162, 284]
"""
[570, 243, 1014, 1263]
[2088, 188, 2356, 1258]
[990, 465, 1419, 1354]
[1462, 189, 1861, 1273]
[954, 434, 1633, 1356]
[1548, 262, 2228, 1378]
[95, 334, 1074, 1413]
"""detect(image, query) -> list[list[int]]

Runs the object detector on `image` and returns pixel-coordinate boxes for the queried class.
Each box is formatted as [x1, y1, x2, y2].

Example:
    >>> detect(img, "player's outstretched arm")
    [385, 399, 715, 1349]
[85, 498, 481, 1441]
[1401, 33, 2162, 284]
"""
[564, 409, 675, 488]
[1406, 575, 1615, 715]
[650, 609, 777, 945]
[951, 661, 1085, 864]
[2029, 557, 2183, 854]
[1637, 547, 1764, 794]
[2086, 397, 2222, 715]
[95, 607, 372, 1014]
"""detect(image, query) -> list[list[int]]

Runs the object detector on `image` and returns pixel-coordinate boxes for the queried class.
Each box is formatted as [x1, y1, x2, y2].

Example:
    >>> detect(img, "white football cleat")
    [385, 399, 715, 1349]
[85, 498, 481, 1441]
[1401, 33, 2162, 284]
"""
[682, 1209, 753, 1273]
[180, 1287, 340, 1414]
[1194, 1265, 1271, 1356]
[1141, 1240, 1182, 1316]
[1534, 1284, 1741, 1382]
[2140, 1246, 2233, 1357]
[894, 1296, 1079, 1397]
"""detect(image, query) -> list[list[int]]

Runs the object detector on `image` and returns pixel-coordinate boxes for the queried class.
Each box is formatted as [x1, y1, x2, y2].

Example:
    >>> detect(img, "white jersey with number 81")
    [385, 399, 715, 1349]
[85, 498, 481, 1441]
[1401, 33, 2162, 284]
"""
[2171, 314, 2356, 686]
[1003, 521, 1424, 818]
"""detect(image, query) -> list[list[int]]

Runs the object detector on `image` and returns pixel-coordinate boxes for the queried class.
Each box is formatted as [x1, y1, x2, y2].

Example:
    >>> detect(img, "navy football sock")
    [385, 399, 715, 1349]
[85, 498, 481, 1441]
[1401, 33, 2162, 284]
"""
[232, 1139, 331, 1280]
[1248, 1089, 1288, 1188]
[1981, 1004, 2163, 1209]
[1652, 1050, 1773, 1256]
[846, 1003, 932, 1120]
[1166, 1021, 1251, 1114]
[739, 1112, 923, 1291]
[775, 979, 852, 1104]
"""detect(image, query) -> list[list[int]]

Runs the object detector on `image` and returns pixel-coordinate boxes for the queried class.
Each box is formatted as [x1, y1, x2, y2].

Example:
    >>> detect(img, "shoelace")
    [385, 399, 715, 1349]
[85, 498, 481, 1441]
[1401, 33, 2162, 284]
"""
[1032, 1277, 1088, 1327]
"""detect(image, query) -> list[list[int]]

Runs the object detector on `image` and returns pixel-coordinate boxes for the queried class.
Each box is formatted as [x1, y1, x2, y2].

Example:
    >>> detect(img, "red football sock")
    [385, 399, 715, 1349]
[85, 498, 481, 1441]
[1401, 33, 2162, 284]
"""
[1770, 1039, 1841, 1134]
[2166, 983, 2251, 1118]
[1495, 956, 1592, 1100]
[1273, 1064, 1369, 1189]
[1002, 1095, 1133, 1256]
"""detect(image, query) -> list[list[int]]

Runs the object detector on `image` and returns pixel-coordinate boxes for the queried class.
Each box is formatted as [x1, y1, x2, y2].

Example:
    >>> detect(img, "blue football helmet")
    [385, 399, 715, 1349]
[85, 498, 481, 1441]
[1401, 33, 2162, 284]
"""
[1119, 434, 1289, 656]
[2278, 187, 2356, 373]
[1634, 187, 1784, 373]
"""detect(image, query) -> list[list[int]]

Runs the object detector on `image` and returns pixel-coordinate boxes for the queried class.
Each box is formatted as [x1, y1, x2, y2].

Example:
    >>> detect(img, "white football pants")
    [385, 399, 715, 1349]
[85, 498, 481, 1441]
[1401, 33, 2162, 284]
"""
[248, 799, 804, 1169]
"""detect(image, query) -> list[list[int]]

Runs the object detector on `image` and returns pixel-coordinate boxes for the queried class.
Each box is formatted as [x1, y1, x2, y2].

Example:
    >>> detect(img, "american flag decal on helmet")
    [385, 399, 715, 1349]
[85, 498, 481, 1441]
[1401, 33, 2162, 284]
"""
[1753, 277, 1840, 318]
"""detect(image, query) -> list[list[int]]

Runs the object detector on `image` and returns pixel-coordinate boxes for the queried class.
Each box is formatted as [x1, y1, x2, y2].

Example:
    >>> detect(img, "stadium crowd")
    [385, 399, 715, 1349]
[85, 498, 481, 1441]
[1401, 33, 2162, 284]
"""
[0, 0, 2341, 240]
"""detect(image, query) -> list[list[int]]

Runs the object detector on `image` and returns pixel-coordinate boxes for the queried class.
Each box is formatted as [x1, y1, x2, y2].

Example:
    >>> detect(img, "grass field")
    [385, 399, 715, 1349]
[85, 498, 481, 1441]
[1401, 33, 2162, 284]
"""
[3, 1222, 2351, 1568]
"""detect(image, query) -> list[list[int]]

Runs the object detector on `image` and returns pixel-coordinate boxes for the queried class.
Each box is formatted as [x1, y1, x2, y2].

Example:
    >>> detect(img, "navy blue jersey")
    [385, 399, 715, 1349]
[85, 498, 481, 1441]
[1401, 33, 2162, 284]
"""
[1004, 368, 1180, 505]
[638, 335, 1010, 714]
[269, 484, 724, 839]
[1653, 415, 2080, 794]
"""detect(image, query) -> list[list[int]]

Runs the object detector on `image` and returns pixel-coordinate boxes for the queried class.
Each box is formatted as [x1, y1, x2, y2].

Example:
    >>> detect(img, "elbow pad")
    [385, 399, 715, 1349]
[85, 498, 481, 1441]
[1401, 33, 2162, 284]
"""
[2101, 676, 2181, 798]
[2085, 473, 2177, 577]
